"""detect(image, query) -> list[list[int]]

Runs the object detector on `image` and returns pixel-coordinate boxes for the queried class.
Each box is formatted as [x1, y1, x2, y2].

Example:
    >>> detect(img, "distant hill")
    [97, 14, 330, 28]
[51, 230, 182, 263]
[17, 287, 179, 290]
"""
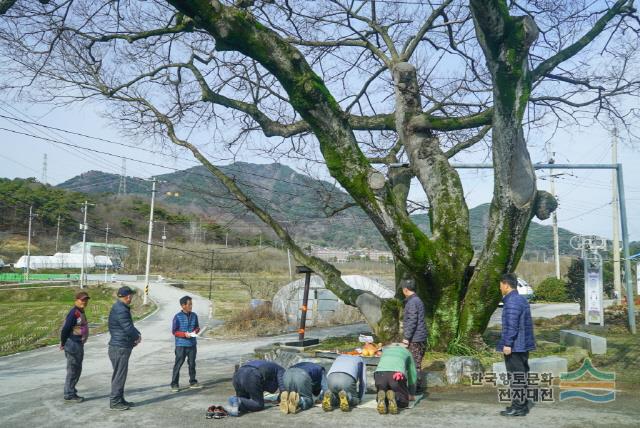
[57, 162, 579, 254]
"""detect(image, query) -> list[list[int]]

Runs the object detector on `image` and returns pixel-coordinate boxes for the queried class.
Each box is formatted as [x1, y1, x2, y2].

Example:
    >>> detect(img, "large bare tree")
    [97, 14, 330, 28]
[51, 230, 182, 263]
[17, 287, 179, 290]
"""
[1, 0, 638, 350]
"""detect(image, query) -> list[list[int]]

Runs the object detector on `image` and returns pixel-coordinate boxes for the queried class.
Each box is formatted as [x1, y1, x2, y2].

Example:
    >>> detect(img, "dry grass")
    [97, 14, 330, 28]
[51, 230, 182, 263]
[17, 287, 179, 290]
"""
[0, 284, 155, 356]
[216, 304, 288, 337]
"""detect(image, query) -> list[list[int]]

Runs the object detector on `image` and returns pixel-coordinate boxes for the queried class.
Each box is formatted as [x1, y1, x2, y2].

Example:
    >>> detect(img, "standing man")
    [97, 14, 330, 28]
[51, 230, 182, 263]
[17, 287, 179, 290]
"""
[401, 279, 427, 393]
[323, 354, 367, 412]
[497, 273, 536, 417]
[170, 295, 202, 391]
[60, 291, 90, 403]
[108, 286, 141, 411]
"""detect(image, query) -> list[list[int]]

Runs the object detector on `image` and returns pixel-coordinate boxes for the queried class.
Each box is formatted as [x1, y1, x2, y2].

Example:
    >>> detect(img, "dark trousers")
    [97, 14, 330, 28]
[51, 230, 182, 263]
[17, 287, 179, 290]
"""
[171, 346, 197, 387]
[374, 371, 410, 408]
[504, 351, 529, 410]
[108, 345, 132, 405]
[408, 341, 426, 391]
[232, 366, 265, 413]
[63, 339, 84, 399]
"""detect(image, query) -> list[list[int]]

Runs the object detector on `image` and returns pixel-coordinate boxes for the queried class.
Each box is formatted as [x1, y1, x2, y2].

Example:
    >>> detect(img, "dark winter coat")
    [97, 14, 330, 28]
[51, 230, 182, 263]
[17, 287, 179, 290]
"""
[108, 300, 141, 349]
[497, 290, 536, 353]
[403, 293, 428, 343]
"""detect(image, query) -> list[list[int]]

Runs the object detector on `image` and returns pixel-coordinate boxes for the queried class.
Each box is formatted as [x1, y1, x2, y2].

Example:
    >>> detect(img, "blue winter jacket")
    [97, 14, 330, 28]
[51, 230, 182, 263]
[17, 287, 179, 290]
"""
[108, 300, 141, 349]
[497, 291, 536, 353]
[403, 294, 428, 343]
[172, 311, 200, 347]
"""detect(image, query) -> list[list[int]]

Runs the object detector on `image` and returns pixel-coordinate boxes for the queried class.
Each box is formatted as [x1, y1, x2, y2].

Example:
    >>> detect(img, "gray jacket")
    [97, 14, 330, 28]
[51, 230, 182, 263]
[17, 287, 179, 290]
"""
[108, 300, 141, 348]
[403, 294, 428, 343]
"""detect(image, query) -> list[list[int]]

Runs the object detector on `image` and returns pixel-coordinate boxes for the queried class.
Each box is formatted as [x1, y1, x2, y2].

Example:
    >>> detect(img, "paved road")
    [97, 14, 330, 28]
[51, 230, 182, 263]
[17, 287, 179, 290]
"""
[0, 284, 637, 427]
[489, 303, 581, 327]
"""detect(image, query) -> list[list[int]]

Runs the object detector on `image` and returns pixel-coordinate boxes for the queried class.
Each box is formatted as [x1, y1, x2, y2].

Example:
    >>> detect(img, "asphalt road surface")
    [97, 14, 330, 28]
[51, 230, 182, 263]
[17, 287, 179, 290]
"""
[0, 283, 636, 427]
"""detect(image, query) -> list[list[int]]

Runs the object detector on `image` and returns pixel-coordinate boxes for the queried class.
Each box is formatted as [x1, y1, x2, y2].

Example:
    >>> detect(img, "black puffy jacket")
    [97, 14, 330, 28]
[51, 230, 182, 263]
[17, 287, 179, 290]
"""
[108, 300, 141, 349]
[403, 294, 428, 343]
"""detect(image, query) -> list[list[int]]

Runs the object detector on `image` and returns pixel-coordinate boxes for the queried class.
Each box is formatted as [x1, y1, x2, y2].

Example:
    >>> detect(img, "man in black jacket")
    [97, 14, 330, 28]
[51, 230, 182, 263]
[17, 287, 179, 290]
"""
[401, 279, 427, 393]
[108, 286, 141, 411]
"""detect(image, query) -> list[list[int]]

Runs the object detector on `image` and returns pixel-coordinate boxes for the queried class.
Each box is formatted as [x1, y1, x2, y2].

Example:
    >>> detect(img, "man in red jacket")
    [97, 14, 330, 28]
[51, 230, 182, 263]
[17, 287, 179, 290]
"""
[60, 291, 90, 403]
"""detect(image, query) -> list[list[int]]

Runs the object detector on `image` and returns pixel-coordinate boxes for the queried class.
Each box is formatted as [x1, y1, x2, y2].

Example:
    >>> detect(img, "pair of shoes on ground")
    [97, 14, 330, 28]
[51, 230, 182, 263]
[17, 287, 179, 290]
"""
[109, 402, 130, 411]
[226, 396, 240, 417]
[322, 390, 351, 412]
[206, 405, 228, 419]
[500, 401, 533, 417]
[376, 390, 398, 415]
[279, 391, 300, 414]
[171, 383, 202, 392]
[63, 395, 84, 404]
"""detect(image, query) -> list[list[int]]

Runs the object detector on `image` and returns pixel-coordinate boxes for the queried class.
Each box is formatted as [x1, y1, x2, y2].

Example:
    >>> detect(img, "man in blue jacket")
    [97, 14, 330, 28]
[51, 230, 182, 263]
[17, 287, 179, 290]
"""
[227, 360, 285, 416]
[497, 273, 536, 417]
[280, 361, 328, 414]
[401, 279, 427, 393]
[170, 295, 201, 392]
[108, 286, 141, 411]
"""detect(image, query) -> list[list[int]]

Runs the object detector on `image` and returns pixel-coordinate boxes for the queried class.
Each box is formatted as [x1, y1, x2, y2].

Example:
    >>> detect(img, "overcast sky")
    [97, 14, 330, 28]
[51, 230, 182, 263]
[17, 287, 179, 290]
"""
[1, 100, 639, 242]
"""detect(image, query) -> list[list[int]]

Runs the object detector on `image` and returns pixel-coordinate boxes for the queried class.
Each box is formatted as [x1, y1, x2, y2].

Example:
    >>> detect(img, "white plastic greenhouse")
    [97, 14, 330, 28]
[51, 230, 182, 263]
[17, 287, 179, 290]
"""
[14, 253, 111, 270]
[272, 274, 394, 326]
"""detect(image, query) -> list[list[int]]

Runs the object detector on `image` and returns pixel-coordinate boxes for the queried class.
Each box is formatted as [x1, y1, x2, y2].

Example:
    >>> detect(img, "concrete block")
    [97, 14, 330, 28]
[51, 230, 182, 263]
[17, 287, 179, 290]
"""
[493, 356, 567, 379]
[560, 329, 607, 355]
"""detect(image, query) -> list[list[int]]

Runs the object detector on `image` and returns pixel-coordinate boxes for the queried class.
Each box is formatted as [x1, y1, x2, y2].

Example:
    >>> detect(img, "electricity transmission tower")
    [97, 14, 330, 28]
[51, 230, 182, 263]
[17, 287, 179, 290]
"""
[41, 154, 47, 184]
[118, 158, 127, 195]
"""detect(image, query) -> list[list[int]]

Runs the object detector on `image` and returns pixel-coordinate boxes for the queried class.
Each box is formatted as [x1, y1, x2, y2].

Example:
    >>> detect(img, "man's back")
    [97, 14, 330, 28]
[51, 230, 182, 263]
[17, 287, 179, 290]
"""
[498, 291, 535, 352]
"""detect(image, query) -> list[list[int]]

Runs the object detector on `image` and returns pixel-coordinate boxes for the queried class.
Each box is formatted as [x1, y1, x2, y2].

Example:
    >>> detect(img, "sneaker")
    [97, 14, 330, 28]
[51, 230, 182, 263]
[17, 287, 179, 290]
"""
[122, 400, 135, 407]
[170, 385, 180, 392]
[287, 391, 299, 414]
[376, 390, 387, 415]
[338, 390, 350, 412]
[322, 390, 333, 412]
[64, 395, 84, 404]
[386, 390, 398, 415]
[227, 396, 240, 417]
[109, 402, 130, 411]
[189, 383, 203, 389]
[280, 391, 290, 414]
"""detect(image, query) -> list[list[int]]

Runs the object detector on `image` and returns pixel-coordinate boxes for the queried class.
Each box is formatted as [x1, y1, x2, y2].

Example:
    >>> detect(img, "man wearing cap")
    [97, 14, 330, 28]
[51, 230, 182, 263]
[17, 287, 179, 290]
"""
[60, 291, 90, 403]
[108, 286, 141, 411]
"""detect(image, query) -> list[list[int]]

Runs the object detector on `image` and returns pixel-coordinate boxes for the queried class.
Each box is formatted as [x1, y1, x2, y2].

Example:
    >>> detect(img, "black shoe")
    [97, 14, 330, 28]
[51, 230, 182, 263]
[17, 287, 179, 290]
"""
[64, 395, 84, 404]
[122, 400, 135, 407]
[500, 407, 528, 417]
[110, 402, 130, 411]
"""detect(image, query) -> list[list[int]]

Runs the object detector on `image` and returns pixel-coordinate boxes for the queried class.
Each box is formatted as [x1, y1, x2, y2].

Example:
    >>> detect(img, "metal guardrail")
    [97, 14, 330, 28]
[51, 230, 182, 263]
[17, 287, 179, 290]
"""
[0, 273, 80, 283]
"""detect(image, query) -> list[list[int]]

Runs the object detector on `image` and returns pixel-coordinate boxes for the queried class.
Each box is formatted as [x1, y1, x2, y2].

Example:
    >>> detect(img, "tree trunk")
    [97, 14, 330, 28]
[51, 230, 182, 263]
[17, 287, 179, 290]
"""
[457, 1, 540, 345]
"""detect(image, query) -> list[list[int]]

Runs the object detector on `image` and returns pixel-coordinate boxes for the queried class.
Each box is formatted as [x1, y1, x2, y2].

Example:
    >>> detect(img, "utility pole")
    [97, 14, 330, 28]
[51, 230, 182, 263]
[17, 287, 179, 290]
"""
[25, 205, 34, 282]
[143, 178, 156, 305]
[259, 234, 262, 249]
[161, 224, 166, 265]
[55, 215, 61, 253]
[208, 250, 215, 301]
[287, 248, 293, 280]
[549, 155, 561, 279]
[79, 201, 90, 289]
[611, 127, 622, 304]
[225, 232, 228, 248]
[104, 224, 110, 283]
